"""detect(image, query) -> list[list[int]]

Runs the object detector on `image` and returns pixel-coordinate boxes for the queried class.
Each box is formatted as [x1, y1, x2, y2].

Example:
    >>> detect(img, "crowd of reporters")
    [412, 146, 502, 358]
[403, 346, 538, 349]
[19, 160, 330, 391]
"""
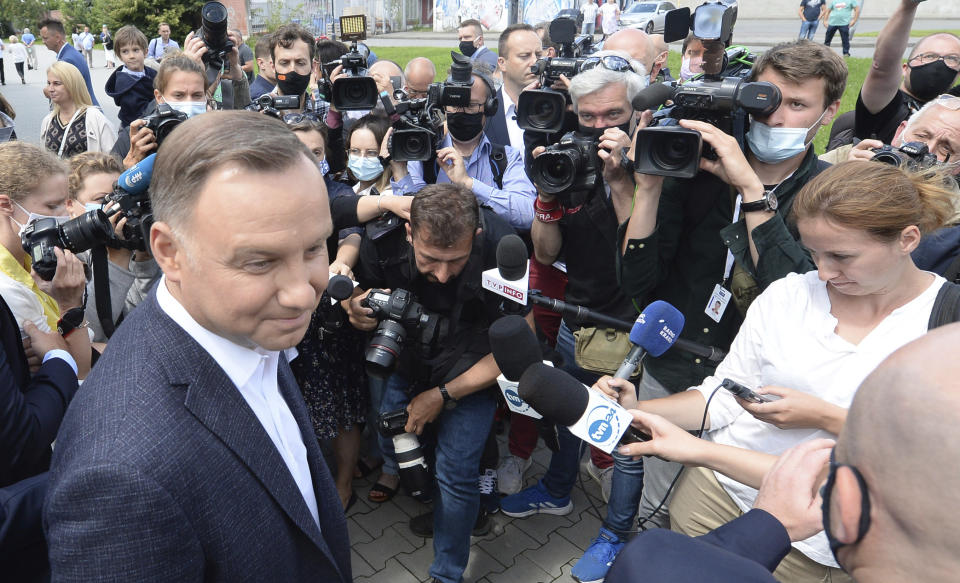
[1, 0, 960, 581]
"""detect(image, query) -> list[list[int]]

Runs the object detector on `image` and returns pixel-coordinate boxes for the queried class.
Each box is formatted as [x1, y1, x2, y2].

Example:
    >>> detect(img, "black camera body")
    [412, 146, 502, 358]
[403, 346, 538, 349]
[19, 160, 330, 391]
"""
[142, 103, 188, 147]
[361, 288, 448, 377]
[516, 17, 595, 134]
[104, 187, 152, 253]
[330, 15, 378, 111]
[20, 213, 114, 280]
[871, 141, 942, 171]
[634, 77, 781, 178]
[248, 93, 302, 119]
[377, 409, 432, 502]
[197, 1, 233, 76]
[530, 131, 600, 200]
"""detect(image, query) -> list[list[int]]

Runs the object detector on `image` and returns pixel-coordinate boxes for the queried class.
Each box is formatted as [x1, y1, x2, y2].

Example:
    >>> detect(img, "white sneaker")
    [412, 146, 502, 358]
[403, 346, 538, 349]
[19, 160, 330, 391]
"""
[586, 460, 613, 503]
[496, 455, 533, 495]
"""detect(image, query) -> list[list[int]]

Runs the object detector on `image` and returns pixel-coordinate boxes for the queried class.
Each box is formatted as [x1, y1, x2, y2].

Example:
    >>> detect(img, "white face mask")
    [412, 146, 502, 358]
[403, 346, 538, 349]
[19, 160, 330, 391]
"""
[746, 108, 829, 164]
[84, 202, 103, 213]
[11, 201, 68, 235]
[165, 100, 207, 118]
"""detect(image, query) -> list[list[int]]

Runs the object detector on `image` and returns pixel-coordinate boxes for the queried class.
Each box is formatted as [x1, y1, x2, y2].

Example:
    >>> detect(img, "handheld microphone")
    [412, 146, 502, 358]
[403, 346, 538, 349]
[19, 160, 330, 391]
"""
[519, 363, 649, 454]
[116, 153, 156, 194]
[631, 82, 676, 112]
[489, 315, 544, 419]
[612, 301, 685, 381]
[326, 274, 356, 302]
[482, 234, 529, 306]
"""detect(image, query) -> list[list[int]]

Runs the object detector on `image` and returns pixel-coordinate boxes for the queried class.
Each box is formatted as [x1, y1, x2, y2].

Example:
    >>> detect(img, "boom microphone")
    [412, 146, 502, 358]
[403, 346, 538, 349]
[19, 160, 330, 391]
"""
[613, 301, 685, 381]
[518, 363, 649, 454]
[631, 82, 676, 112]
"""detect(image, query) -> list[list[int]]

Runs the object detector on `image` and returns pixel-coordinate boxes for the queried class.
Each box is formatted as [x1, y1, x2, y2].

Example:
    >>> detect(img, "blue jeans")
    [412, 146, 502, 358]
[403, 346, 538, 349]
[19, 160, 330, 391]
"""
[378, 374, 496, 583]
[581, 21, 596, 36]
[799, 20, 818, 40]
[605, 449, 645, 537]
[825, 24, 851, 54]
[367, 375, 394, 475]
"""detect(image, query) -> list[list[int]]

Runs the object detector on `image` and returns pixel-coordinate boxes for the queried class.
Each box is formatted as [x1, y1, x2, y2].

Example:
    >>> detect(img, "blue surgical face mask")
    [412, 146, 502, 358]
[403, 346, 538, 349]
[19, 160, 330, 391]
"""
[318, 158, 330, 176]
[165, 100, 207, 118]
[348, 154, 383, 182]
[12, 201, 68, 235]
[84, 202, 103, 213]
[746, 108, 828, 164]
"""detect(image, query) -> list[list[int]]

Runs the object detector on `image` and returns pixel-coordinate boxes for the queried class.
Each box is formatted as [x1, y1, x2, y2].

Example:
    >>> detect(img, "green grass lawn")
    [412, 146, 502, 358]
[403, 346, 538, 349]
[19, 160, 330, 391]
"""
[374, 47, 870, 153]
[855, 28, 960, 38]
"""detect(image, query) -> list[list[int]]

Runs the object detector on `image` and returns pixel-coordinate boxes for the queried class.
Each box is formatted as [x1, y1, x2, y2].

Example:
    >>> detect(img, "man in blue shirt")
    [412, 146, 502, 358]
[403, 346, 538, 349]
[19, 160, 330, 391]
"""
[146, 22, 179, 61]
[39, 18, 100, 107]
[388, 71, 536, 231]
[21, 28, 38, 70]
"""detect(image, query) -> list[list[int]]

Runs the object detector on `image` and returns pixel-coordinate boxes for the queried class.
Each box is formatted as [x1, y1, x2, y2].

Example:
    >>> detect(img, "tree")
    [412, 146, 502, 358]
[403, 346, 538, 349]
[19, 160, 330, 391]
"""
[96, 0, 206, 42]
[0, 0, 57, 37]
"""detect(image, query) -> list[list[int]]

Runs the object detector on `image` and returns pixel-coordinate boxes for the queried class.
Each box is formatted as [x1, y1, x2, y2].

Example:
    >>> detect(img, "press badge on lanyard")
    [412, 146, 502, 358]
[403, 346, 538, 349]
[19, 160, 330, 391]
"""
[705, 194, 740, 323]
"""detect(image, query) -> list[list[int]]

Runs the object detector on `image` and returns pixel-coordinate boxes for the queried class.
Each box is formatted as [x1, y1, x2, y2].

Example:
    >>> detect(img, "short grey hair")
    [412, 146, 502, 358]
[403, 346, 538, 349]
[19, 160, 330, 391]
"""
[902, 97, 954, 142]
[569, 55, 648, 112]
[151, 111, 318, 235]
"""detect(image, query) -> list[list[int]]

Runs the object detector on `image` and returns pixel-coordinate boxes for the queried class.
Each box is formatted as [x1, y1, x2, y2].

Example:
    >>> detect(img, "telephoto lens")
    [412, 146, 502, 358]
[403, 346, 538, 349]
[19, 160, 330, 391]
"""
[200, 1, 230, 52]
[377, 409, 432, 502]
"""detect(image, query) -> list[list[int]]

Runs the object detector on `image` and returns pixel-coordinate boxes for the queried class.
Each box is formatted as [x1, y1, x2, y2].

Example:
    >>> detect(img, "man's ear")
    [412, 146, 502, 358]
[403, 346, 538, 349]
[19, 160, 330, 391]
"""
[831, 466, 867, 545]
[822, 99, 841, 126]
[0, 194, 13, 217]
[892, 120, 909, 146]
[405, 222, 413, 244]
[150, 221, 186, 283]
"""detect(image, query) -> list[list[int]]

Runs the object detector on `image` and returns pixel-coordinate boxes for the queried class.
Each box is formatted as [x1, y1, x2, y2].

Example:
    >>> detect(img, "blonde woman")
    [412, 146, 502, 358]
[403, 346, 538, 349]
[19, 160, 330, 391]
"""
[40, 61, 116, 158]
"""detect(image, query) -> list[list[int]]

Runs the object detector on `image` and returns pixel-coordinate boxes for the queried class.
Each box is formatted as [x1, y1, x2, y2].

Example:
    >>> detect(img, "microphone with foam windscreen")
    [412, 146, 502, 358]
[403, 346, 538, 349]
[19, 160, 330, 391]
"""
[612, 301, 685, 382]
[631, 82, 677, 112]
[482, 234, 529, 310]
[489, 315, 546, 422]
[326, 274, 356, 302]
[519, 363, 649, 454]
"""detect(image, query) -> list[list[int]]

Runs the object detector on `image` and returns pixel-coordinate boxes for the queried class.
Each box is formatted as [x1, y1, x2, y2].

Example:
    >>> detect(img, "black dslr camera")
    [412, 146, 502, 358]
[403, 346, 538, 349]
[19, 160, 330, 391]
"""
[530, 131, 600, 200]
[871, 141, 942, 171]
[517, 17, 595, 133]
[385, 52, 474, 162]
[378, 409, 432, 502]
[247, 93, 301, 119]
[633, 0, 781, 179]
[196, 1, 233, 82]
[330, 15, 379, 111]
[141, 103, 188, 146]
[361, 288, 448, 377]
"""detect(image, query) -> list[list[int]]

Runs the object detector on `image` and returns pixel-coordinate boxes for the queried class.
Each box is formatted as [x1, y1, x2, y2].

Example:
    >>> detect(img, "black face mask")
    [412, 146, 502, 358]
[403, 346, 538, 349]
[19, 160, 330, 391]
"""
[459, 40, 478, 58]
[909, 60, 959, 102]
[577, 119, 633, 139]
[448, 111, 485, 142]
[276, 69, 311, 97]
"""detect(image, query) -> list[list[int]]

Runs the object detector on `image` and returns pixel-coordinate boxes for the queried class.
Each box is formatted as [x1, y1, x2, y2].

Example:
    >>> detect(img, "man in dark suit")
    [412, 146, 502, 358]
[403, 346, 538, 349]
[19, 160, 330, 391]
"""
[484, 24, 542, 154]
[44, 111, 352, 582]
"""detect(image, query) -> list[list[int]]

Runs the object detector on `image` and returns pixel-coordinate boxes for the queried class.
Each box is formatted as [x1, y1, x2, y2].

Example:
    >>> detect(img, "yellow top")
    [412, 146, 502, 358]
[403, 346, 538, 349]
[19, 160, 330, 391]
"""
[0, 244, 61, 330]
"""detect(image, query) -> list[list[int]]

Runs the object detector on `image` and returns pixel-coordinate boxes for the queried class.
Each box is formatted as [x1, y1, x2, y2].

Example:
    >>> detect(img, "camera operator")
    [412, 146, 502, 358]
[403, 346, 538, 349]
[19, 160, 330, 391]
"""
[486, 24, 543, 154]
[261, 24, 320, 116]
[851, 0, 960, 146]
[404, 58, 437, 100]
[500, 58, 648, 575]
[389, 69, 538, 231]
[619, 39, 846, 532]
[680, 33, 708, 82]
[250, 34, 276, 100]
[344, 183, 530, 583]
[63, 152, 159, 347]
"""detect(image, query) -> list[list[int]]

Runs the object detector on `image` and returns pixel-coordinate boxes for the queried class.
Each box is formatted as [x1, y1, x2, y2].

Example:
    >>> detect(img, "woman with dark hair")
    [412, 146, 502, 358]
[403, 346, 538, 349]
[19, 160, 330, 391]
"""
[346, 113, 393, 196]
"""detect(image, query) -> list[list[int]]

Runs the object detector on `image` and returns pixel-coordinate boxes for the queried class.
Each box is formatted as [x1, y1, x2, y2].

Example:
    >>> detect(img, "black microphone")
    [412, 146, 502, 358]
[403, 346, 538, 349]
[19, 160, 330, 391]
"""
[497, 234, 528, 281]
[519, 363, 650, 447]
[327, 274, 355, 301]
[631, 82, 676, 112]
[489, 315, 542, 381]
[485, 234, 530, 314]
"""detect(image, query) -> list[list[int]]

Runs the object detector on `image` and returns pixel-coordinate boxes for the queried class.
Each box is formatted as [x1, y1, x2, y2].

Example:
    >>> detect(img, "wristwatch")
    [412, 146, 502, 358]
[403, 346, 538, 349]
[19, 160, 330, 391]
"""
[740, 189, 779, 213]
[438, 384, 457, 410]
[57, 307, 87, 337]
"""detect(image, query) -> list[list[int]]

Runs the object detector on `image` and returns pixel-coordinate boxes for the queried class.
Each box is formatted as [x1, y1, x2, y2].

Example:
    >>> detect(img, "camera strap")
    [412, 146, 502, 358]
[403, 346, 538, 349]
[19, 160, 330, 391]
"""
[91, 245, 121, 338]
[488, 143, 508, 190]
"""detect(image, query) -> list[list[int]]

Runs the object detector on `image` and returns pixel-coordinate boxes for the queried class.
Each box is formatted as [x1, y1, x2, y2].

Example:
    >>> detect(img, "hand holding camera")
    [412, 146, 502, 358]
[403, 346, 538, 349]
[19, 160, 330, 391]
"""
[345, 288, 381, 332]
[405, 388, 444, 435]
[124, 119, 157, 169]
[597, 125, 633, 186]
[680, 119, 764, 196]
[181, 31, 208, 66]
[33, 248, 85, 312]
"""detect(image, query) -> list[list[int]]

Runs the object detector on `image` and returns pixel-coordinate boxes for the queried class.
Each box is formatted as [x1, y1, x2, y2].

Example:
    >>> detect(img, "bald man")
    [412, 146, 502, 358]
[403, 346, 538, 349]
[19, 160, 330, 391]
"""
[603, 28, 661, 83]
[403, 57, 436, 99]
[609, 321, 960, 583]
[368, 59, 404, 96]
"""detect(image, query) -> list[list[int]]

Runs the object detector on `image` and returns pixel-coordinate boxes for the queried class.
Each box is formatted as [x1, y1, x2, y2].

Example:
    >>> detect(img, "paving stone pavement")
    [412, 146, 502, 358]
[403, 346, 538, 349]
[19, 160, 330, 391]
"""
[347, 432, 615, 583]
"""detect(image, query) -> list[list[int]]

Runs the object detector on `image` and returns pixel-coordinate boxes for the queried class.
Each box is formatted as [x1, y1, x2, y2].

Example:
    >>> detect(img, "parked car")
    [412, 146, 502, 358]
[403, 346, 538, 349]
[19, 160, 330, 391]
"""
[618, 0, 676, 34]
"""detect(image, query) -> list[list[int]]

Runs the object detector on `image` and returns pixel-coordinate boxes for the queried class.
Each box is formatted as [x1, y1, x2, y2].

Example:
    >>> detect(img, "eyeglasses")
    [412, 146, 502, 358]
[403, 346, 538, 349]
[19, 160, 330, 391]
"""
[908, 52, 960, 70]
[934, 94, 960, 110]
[283, 112, 323, 125]
[444, 103, 485, 115]
[580, 55, 635, 74]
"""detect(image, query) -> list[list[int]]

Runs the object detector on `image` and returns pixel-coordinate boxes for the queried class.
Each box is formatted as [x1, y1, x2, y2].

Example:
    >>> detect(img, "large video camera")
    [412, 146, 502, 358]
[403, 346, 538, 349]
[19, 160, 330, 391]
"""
[21, 155, 156, 280]
[378, 409, 432, 502]
[871, 141, 942, 172]
[529, 130, 600, 201]
[385, 52, 474, 162]
[632, 1, 781, 179]
[517, 17, 595, 133]
[141, 103, 188, 146]
[196, 1, 233, 83]
[361, 288, 448, 377]
[328, 15, 379, 111]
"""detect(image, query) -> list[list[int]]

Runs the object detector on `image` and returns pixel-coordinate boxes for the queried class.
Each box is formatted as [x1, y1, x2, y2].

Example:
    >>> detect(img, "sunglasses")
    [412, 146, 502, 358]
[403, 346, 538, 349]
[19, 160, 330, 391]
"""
[580, 55, 635, 74]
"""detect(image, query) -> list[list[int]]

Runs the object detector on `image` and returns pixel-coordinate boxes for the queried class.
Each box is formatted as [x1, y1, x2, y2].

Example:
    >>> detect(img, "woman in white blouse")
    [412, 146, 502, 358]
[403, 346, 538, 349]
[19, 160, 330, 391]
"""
[40, 61, 116, 159]
[601, 160, 958, 582]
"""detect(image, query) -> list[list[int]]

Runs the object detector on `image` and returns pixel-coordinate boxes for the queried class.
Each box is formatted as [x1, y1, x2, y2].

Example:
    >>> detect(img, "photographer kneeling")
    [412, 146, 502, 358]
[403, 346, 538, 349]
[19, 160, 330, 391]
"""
[344, 183, 530, 583]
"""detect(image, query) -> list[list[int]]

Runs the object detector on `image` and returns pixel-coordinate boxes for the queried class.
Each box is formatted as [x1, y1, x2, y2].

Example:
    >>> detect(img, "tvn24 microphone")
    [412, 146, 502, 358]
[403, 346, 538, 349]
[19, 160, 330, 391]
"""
[489, 315, 544, 420]
[612, 301, 685, 381]
[518, 363, 649, 454]
[482, 234, 529, 307]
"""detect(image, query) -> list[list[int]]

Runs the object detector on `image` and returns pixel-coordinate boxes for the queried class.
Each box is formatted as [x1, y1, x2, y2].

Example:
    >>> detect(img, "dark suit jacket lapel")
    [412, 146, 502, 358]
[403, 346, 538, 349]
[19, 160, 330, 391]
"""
[484, 88, 509, 146]
[144, 296, 342, 574]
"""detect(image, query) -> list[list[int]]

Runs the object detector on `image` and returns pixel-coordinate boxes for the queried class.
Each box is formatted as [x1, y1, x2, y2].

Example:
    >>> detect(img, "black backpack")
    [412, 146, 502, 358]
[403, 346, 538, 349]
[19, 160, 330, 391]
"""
[928, 282, 960, 330]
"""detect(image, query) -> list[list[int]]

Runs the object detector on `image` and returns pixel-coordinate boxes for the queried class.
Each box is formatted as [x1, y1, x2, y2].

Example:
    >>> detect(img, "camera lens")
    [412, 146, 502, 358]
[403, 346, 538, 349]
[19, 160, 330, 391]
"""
[652, 134, 697, 172]
[201, 1, 229, 50]
[60, 210, 114, 253]
[332, 76, 378, 110]
[394, 129, 432, 162]
[870, 150, 905, 167]
[517, 90, 567, 133]
[533, 150, 578, 194]
[365, 319, 407, 377]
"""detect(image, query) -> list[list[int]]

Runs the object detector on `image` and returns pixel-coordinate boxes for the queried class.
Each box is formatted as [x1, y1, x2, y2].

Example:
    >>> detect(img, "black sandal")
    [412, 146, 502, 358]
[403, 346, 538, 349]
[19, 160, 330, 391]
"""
[368, 480, 399, 503]
[354, 458, 384, 479]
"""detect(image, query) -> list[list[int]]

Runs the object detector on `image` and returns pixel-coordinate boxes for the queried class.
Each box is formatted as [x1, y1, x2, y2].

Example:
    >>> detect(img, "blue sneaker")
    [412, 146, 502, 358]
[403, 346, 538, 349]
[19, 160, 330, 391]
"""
[499, 480, 573, 518]
[571, 527, 625, 583]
